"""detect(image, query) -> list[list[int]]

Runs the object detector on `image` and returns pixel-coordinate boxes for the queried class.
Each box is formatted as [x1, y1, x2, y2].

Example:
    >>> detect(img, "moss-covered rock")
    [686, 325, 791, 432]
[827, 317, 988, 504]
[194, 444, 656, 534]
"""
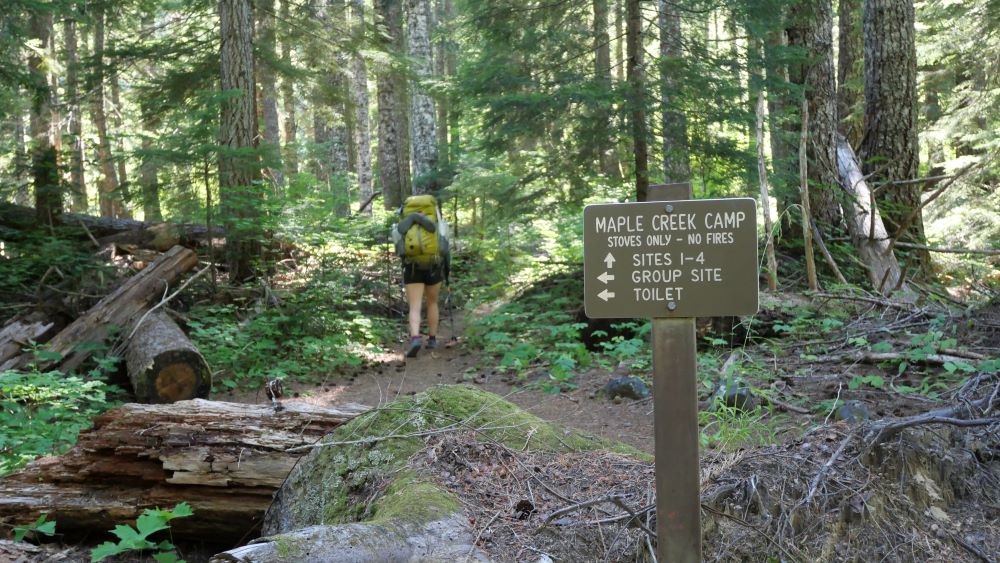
[263, 384, 633, 534]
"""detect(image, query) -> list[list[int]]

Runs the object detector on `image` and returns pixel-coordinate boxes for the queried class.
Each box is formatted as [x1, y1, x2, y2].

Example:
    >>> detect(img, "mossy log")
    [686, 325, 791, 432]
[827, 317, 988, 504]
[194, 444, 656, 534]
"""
[0, 399, 368, 545]
[1, 245, 198, 373]
[126, 310, 211, 403]
[212, 385, 629, 562]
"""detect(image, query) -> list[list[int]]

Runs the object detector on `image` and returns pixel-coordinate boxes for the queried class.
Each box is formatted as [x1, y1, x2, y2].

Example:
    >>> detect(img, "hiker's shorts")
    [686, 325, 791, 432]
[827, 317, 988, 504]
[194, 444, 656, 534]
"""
[402, 263, 444, 286]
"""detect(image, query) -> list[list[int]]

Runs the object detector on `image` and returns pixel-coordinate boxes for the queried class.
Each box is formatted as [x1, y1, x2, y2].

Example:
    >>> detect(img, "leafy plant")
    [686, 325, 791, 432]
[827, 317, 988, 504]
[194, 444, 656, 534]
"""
[91, 503, 194, 562]
[848, 374, 886, 390]
[0, 369, 118, 475]
[12, 514, 56, 542]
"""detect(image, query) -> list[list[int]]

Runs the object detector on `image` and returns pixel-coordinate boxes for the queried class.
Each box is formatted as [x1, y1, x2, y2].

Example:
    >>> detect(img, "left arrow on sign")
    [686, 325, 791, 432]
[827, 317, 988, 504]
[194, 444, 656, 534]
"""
[598, 289, 615, 302]
[598, 271, 615, 284]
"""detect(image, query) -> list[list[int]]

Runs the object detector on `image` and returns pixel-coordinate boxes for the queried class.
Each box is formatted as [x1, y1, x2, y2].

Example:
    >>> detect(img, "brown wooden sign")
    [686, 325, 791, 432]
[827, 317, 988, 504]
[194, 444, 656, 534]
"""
[583, 198, 759, 318]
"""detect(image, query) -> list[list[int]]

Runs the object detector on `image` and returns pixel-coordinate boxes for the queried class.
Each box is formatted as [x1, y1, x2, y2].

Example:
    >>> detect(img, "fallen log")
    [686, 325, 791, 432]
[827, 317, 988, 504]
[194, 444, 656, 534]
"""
[126, 310, 211, 403]
[0, 399, 369, 545]
[0, 202, 222, 249]
[836, 136, 912, 297]
[0, 309, 68, 367]
[0, 245, 199, 373]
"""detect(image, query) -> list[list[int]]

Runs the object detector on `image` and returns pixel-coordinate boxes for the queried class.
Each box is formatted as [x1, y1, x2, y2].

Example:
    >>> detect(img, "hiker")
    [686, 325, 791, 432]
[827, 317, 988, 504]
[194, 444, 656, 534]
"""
[394, 194, 450, 358]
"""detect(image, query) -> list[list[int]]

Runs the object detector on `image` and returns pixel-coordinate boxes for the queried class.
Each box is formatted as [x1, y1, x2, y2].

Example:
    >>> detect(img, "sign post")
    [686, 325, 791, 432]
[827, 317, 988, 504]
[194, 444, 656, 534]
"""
[583, 183, 759, 563]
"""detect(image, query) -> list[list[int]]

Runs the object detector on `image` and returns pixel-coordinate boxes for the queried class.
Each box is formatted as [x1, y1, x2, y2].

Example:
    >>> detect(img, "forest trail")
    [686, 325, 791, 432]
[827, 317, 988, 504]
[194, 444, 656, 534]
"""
[217, 308, 657, 454]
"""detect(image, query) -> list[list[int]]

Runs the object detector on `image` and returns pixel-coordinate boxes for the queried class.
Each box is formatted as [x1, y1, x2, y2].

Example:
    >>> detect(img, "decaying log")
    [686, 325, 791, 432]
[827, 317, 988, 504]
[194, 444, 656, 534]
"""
[836, 136, 911, 297]
[0, 309, 67, 367]
[126, 310, 211, 403]
[1, 245, 198, 373]
[0, 399, 369, 545]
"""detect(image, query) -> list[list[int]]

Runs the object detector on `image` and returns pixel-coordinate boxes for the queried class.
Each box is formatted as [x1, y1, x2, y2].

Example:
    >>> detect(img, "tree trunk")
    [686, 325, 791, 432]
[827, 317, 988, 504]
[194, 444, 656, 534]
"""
[280, 0, 298, 177]
[625, 0, 648, 201]
[219, 0, 262, 281]
[756, 94, 779, 291]
[29, 10, 61, 227]
[407, 0, 438, 193]
[126, 311, 211, 403]
[331, 0, 353, 212]
[257, 0, 284, 187]
[786, 0, 840, 227]
[110, 66, 131, 218]
[860, 0, 929, 272]
[64, 13, 87, 212]
[139, 98, 163, 222]
[659, 0, 690, 183]
[0, 399, 368, 545]
[90, 9, 120, 219]
[614, 0, 625, 83]
[764, 30, 796, 230]
[352, 0, 374, 213]
[837, 137, 909, 295]
[593, 0, 615, 177]
[837, 0, 863, 148]
[12, 106, 30, 205]
[376, 0, 411, 209]
[1, 246, 199, 373]
[434, 0, 449, 169]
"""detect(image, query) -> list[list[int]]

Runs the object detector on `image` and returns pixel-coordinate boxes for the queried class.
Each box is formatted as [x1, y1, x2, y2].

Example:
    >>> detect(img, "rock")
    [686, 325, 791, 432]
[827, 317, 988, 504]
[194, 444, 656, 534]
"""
[834, 400, 871, 423]
[710, 378, 753, 411]
[604, 377, 651, 401]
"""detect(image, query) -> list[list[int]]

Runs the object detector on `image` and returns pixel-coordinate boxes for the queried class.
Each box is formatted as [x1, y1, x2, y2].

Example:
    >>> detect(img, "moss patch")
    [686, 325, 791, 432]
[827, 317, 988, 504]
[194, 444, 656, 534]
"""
[265, 384, 644, 534]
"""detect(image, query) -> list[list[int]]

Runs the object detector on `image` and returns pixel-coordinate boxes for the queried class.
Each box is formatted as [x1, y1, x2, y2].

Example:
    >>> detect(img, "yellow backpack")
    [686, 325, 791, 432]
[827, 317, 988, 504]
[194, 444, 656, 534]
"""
[400, 194, 444, 268]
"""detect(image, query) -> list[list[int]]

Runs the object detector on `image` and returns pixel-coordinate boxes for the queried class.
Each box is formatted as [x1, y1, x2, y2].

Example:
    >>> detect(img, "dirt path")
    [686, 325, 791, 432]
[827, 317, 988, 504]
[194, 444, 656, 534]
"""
[217, 310, 657, 453]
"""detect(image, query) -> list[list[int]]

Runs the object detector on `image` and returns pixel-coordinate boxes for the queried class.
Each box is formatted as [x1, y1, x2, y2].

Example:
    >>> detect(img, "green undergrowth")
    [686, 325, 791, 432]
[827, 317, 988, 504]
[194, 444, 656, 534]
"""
[0, 369, 120, 475]
[270, 385, 644, 532]
[188, 222, 397, 392]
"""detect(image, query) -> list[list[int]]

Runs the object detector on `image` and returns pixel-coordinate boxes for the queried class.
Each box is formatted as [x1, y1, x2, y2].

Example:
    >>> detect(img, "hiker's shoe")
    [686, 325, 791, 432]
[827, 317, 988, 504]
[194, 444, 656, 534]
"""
[406, 336, 422, 358]
[426, 336, 438, 349]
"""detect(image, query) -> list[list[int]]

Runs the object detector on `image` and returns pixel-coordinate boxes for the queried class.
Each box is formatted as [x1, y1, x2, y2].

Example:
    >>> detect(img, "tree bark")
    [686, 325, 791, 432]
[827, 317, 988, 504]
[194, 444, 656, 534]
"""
[0, 399, 368, 544]
[64, 12, 87, 213]
[756, 94, 779, 291]
[0, 310, 68, 368]
[126, 310, 211, 403]
[434, 0, 449, 169]
[837, 136, 909, 295]
[375, 0, 411, 209]
[29, 10, 61, 227]
[280, 0, 298, 177]
[219, 0, 262, 281]
[407, 0, 438, 192]
[625, 0, 648, 201]
[257, 0, 284, 187]
[139, 98, 163, 222]
[837, 0, 863, 148]
[90, 8, 121, 219]
[764, 30, 796, 229]
[12, 105, 30, 205]
[109, 64, 132, 218]
[593, 0, 616, 177]
[1, 246, 199, 373]
[352, 0, 374, 213]
[786, 0, 840, 226]
[659, 0, 690, 183]
[614, 0, 625, 82]
[860, 0, 929, 272]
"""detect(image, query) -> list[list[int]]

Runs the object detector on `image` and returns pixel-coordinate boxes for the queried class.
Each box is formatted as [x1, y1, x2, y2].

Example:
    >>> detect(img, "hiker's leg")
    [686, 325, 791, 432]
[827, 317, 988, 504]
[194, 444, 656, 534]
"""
[406, 283, 425, 337]
[425, 282, 441, 337]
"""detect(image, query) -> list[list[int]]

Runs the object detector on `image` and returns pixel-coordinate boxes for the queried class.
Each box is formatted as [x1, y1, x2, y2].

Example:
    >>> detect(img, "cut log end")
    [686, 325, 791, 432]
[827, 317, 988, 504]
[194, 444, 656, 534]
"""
[127, 311, 211, 403]
[148, 352, 210, 403]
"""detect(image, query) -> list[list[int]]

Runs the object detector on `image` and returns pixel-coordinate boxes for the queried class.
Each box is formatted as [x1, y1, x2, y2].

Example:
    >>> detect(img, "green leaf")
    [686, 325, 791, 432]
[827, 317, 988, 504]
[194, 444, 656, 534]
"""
[135, 511, 170, 537]
[872, 341, 892, 353]
[34, 520, 56, 536]
[153, 552, 183, 563]
[943, 361, 957, 374]
[897, 362, 909, 376]
[91, 541, 127, 562]
[169, 502, 194, 519]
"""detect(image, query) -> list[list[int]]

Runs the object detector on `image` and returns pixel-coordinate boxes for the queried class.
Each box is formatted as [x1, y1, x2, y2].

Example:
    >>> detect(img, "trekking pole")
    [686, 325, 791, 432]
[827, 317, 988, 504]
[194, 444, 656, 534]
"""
[445, 286, 457, 342]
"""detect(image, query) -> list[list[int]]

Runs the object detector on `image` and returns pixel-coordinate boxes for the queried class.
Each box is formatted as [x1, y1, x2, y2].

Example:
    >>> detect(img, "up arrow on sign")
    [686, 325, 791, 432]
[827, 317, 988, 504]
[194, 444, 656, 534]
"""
[597, 271, 615, 284]
[598, 289, 615, 302]
[603, 252, 615, 268]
